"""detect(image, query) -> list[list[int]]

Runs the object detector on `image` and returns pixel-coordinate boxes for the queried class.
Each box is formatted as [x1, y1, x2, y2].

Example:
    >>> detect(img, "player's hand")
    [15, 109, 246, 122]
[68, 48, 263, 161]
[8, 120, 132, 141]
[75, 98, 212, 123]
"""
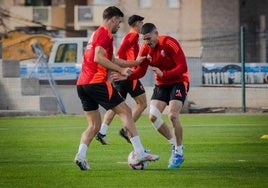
[151, 66, 163, 77]
[120, 67, 133, 76]
[110, 72, 127, 81]
[136, 56, 146, 64]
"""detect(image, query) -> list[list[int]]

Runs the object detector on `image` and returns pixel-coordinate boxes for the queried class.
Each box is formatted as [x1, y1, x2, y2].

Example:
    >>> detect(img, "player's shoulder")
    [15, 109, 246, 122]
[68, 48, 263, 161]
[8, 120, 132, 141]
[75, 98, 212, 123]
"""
[125, 32, 139, 40]
[140, 42, 150, 51]
[96, 26, 112, 38]
[159, 35, 179, 44]
[159, 36, 182, 53]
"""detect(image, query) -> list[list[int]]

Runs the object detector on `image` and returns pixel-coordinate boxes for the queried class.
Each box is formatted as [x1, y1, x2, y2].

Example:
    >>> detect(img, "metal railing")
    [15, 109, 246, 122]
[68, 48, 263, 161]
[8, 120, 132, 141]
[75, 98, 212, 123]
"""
[30, 42, 66, 114]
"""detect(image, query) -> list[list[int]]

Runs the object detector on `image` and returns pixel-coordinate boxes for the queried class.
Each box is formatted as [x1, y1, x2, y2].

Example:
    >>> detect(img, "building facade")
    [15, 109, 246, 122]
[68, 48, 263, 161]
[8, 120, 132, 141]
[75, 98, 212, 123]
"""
[0, 0, 267, 63]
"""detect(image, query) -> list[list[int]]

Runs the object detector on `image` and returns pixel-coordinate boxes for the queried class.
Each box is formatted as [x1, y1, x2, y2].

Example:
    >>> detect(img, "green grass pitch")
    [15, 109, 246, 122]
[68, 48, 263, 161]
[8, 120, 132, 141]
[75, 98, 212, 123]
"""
[0, 114, 268, 188]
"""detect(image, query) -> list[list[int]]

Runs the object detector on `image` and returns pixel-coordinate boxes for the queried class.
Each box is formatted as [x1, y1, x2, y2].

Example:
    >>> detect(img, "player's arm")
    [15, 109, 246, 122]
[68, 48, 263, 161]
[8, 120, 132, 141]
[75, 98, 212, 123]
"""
[111, 59, 149, 82]
[158, 42, 187, 79]
[111, 45, 149, 81]
[161, 52, 187, 79]
[128, 59, 149, 80]
[112, 56, 146, 68]
[94, 46, 132, 76]
[151, 54, 186, 79]
[127, 46, 150, 79]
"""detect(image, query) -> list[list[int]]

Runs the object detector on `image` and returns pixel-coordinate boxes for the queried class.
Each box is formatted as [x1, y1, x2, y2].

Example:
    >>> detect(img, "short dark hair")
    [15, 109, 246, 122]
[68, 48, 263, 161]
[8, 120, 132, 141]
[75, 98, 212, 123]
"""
[128, 15, 144, 26]
[103, 6, 124, 20]
[141, 23, 157, 35]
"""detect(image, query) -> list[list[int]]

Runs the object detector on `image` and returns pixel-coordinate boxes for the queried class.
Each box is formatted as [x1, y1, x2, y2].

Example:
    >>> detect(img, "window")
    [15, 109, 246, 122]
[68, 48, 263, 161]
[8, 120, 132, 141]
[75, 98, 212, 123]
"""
[33, 7, 49, 22]
[55, 44, 77, 63]
[25, 0, 52, 6]
[77, 6, 93, 22]
[166, 0, 180, 8]
[139, 0, 151, 8]
[93, 0, 118, 5]
[83, 41, 88, 52]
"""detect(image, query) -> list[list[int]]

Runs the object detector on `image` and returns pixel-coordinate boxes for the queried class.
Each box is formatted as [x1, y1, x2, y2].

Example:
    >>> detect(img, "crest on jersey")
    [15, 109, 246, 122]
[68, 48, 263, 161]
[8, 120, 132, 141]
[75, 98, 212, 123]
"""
[161, 50, 165, 57]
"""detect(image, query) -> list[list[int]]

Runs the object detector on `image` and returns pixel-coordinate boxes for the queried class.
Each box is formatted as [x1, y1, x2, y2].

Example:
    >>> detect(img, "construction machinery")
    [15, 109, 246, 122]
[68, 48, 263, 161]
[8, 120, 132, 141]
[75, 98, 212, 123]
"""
[2, 31, 53, 62]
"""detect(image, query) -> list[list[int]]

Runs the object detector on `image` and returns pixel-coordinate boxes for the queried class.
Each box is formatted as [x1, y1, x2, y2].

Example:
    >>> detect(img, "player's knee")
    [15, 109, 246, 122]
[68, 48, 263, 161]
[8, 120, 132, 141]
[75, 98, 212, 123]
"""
[91, 124, 101, 135]
[149, 114, 156, 122]
[136, 98, 147, 110]
[138, 102, 147, 111]
[124, 105, 132, 115]
[152, 118, 164, 130]
[168, 113, 179, 124]
[141, 102, 147, 110]
[117, 104, 132, 119]
[149, 104, 164, 130]
[149, 104, 159, 122]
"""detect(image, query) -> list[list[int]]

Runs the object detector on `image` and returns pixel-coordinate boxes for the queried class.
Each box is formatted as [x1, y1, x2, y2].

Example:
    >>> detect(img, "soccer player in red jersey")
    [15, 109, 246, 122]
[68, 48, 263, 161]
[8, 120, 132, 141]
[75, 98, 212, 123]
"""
[74, 7, 159, 170]
[111, 23, 190, 169]
[96, 15, 147, 145]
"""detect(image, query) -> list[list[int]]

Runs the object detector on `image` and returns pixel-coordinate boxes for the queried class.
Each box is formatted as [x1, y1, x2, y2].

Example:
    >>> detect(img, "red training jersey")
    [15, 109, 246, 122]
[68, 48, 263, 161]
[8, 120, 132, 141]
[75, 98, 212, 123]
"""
[77, 26, 113, 85]
[117, 28, 139, 60]
[128, 36, 190, 86]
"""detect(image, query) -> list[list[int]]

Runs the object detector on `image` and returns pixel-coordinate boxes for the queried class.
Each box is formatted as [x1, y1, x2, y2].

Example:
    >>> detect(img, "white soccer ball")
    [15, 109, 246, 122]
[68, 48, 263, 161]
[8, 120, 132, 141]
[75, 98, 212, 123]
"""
[127, 151, 148, 170]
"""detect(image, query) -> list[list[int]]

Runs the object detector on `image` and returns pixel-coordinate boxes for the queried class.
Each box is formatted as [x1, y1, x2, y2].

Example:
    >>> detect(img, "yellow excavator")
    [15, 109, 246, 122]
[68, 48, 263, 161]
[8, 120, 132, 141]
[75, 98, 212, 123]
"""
[2, 31, 53, 61]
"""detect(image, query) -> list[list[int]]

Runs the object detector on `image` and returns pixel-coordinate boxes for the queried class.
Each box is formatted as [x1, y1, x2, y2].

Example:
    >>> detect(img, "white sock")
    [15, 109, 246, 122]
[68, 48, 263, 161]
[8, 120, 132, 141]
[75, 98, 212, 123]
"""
[130, 135, 145, 155]
[174, 145, 183, 155]
[99, 123, 109, 135]
[77, 143, 88, 158]
[168, 137, 176, 145]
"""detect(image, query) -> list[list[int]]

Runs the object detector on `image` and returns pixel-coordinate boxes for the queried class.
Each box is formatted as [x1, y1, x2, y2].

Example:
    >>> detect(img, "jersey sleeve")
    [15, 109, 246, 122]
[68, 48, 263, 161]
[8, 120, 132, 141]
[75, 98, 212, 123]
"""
[128, 60, 149, 80]
[94, 29, 111, 50]
[161, 39, 188, 80]
[128, 44, 149, 80]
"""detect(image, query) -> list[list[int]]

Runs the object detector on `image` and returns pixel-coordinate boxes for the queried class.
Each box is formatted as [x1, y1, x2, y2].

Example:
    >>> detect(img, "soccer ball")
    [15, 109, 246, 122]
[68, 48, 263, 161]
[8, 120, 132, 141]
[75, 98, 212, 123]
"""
[127, 151, 148, 170]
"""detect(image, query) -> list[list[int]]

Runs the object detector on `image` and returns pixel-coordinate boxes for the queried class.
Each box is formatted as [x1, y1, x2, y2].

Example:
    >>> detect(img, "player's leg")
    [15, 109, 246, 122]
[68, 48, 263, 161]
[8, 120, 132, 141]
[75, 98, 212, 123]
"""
[75, 110, 102, 170]
[167, 100, 184, 169]
[168, 100, 183, 146]
[75, 85, 97, 170]
[94, 82, 159, 162]
[149, 100, 175, 145]
[96, 81, 128, 144]
[82, 110, 102, 145]
[119, 92, 147, 143]
[119, 80, 147, 143]
[113, 102, 138, 137]
[113, 101, 160, 162]
[167, 82, 189, 169]
[95, 109, 116, 145]
[132, 93, 147, 122]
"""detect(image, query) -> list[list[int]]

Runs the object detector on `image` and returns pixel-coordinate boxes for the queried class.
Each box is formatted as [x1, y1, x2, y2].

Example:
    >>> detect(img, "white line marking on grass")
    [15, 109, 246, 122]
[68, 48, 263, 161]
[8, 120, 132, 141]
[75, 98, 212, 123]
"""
[238, 160, 246, 162]
[131, 124, 267, 128]
[186, 124, 267, 127]
[117, 161, 128, 164]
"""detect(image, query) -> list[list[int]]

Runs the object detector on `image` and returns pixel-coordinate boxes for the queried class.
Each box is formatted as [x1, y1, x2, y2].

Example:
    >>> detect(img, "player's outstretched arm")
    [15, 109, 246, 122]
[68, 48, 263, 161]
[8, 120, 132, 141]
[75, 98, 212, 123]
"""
[94, 46, 133, 76]
[110, 72, 128, 81]
[112, 56, 146, 68]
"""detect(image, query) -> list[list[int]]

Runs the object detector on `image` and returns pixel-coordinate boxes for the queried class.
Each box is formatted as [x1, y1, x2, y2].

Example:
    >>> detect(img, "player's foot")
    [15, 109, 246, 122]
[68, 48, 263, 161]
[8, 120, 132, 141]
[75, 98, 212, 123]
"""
[138, 150, 160, 162]
[95, 132, 109, 145]
[74, 154, 90, 171]
[119, 128, 131, 143]
[168, 146, 184, 169]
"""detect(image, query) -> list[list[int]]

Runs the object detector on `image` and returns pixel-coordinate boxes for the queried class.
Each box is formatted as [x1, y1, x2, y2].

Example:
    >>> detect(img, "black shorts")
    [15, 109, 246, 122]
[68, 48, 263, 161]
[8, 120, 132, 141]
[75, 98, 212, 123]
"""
[113, 79, 145, 99]
[151, 82, 189, 105]
[77, 82, 124, 111]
